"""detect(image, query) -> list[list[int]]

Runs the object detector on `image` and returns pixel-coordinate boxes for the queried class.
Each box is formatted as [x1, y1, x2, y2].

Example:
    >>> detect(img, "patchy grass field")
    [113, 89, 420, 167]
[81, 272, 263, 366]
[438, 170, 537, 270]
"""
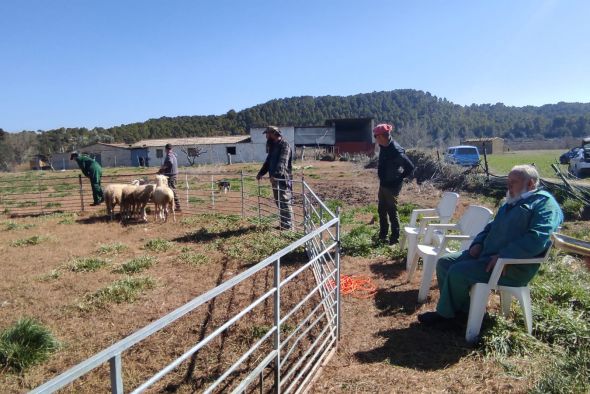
[0, 160, 589, 393]
[485, 149, 567, 178]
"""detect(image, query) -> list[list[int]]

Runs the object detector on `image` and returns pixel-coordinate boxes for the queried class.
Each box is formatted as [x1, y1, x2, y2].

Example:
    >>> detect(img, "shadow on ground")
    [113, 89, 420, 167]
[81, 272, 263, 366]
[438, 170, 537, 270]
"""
[354, 322, 472, 370]
[369, 259, 407, 281]
[173, 226, 259, 243]
[374, 288, 421, 316]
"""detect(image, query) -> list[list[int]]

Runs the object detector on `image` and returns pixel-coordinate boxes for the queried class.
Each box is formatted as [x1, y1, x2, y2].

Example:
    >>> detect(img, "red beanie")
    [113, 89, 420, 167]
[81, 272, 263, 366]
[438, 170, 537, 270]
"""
[373, 123, 393, 136]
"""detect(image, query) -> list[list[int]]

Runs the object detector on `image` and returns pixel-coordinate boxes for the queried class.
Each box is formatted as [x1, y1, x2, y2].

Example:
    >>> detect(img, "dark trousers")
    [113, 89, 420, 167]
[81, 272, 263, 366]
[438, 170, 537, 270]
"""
[89, 172, 103, 204]
[378, 185, 400, 241]
[271, 178, 293, 230]
[436, 250, 540, 318]
[167, 175, 181, 210]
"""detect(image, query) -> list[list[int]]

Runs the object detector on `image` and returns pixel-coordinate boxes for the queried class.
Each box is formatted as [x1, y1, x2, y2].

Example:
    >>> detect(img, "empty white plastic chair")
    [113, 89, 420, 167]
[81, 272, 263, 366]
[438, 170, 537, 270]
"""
[407, 205, 493, 303]
[465, 253, 550, 343]
[401, 192, 460, 269]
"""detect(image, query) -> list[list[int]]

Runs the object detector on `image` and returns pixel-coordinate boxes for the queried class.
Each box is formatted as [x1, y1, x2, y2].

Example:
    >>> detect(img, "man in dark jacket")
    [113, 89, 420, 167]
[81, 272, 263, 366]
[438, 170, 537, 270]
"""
[157, 143, 181, 211]
[256, 126, 293, 230]
[70, 152, 104, 206]
[374, 123, 415, 245]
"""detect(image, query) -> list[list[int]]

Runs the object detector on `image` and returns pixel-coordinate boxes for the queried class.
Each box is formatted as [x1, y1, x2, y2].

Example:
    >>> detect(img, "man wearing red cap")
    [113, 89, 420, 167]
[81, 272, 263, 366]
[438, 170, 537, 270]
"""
[374, 123, 414, 245]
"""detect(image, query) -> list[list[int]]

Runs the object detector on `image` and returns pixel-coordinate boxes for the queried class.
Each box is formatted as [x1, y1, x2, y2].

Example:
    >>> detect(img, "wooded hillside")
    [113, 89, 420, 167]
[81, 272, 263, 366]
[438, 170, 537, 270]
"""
[3, 89, 590, 169]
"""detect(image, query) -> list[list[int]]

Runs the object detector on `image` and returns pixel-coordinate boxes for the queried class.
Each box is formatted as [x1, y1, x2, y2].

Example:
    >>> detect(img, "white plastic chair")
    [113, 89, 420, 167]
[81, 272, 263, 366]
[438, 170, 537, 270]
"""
[465, 253, 550, 343]
[407, 205, 493, 303]
[400, 192, 460, 269]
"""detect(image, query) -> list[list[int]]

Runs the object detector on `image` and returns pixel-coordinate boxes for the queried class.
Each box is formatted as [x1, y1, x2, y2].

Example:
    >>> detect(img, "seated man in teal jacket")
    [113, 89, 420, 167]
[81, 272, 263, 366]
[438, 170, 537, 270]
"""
[418, 164, 563, 325]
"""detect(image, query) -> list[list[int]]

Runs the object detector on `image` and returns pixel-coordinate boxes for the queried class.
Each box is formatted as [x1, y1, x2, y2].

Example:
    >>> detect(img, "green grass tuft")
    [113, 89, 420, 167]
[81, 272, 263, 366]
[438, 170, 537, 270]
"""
[80, 277, 156, 309]
[0, 318, 59, 372]
[144, 238, 173, 252]
[178, 251, 209, 266]
[68, 258, 109, 272]
[3, 221, 35, 231]
[114, 256, 156, 274]
[10, 235, 48, 247]
[97, 242, 128, 255]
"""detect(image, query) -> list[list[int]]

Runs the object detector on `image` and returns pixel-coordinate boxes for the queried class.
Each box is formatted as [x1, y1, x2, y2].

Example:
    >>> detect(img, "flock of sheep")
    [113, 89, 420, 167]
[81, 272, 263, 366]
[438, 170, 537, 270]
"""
[102, 174, 176, 222]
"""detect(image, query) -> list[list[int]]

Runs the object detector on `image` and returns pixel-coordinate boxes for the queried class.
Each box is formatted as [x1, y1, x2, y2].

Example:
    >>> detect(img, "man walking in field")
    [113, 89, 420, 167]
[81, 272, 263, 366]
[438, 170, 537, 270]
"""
[374, 123, 415, 245]
[157, 143, 181, 212]
[70, 152, 104, 206]
[257, 126, 294, 230]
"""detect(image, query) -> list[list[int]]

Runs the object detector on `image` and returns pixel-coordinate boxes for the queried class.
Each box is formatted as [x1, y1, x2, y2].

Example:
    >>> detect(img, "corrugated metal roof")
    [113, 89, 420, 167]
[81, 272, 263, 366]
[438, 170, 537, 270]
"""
[130, 136, 250, 148]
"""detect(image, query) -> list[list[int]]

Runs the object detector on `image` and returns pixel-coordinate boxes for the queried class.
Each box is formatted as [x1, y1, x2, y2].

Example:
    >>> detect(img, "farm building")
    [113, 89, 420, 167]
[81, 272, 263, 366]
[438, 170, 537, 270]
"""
[325, 118, 375, 155]
[461, 137, 505, 154]
[52, 142, 132, 170]
[130, 136, 252, 166]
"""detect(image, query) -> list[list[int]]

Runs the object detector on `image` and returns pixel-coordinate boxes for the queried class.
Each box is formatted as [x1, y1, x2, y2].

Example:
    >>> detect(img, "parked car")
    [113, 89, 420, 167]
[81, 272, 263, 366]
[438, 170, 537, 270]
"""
[569, 137, 590, 178]
[559, 147, 582, 165]
[444, 145, 481, 167]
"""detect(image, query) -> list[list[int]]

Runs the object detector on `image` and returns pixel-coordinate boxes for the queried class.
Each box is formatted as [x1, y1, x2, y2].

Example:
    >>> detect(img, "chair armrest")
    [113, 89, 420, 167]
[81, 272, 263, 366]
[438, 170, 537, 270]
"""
[410, 208, 436, 226]
[437, 235, 473, 255]
[427, 223, 458, 229]
[424, 223, 458, 243]
[417, 216, 441, 235]
[488, 257, 545, 288]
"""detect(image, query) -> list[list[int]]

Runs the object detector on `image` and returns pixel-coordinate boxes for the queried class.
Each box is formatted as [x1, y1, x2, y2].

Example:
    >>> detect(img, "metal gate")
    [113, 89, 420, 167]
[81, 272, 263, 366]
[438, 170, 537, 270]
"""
[30, 178, 340, 393]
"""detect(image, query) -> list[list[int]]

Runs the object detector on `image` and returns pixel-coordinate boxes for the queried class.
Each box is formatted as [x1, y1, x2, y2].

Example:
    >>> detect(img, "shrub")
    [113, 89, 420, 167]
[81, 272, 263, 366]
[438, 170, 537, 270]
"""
[0, 318, 59, 372]
[561, 198, 584, 220]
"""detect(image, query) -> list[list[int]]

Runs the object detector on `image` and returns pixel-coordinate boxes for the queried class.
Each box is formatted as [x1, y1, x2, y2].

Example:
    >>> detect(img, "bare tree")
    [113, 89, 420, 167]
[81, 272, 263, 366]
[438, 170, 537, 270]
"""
[179, 145, 207, 166]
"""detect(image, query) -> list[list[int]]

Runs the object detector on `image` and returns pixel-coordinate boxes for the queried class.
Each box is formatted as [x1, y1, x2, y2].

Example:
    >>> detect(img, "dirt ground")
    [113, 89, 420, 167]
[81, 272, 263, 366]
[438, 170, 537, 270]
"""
[0, 160, 529, 393]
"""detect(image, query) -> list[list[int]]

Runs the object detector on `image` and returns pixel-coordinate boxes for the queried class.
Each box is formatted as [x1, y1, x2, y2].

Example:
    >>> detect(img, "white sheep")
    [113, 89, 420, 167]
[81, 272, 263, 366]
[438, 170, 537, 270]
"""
[120, 182, 141, 221]
[132, 183, 156, 222]
[103, 180, 140, 220]
[153, 174, 176, 222]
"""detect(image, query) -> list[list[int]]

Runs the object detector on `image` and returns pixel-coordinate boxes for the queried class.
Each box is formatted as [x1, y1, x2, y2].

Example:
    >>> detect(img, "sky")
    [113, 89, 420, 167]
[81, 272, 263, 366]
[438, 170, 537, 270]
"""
[1, 0, 589, 132]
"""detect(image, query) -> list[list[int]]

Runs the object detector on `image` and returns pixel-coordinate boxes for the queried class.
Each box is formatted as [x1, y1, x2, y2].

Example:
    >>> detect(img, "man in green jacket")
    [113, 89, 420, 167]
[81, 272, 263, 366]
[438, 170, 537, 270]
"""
[418, 164, 563, 326]
[71, 152, 104, 206]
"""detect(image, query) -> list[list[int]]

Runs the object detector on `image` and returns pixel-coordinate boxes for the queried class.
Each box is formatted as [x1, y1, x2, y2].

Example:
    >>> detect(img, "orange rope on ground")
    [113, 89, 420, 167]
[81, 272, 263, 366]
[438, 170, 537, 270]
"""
[328, 275, 377, 299]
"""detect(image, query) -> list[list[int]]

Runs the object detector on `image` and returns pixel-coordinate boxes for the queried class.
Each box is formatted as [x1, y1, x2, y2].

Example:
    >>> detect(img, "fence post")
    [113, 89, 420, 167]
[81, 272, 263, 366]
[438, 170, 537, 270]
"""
[482, 145, 490, 180]
[301, 175, 306, 234]
[273, 257, 281, 393]
[335, 207, 341, 342]
[257, 178, 261, 225]
[240, 170, 245, 218]
[185, 172, 189, 207]
[78, 174, 85, 212]
[211, 175, 215, 212]
[38, 177, 44, 215]
[109, 354, 123, 394]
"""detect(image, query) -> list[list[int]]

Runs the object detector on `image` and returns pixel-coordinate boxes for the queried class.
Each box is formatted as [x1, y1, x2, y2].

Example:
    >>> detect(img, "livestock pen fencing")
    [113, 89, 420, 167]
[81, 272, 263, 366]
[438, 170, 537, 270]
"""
[26, 170, 341, 393]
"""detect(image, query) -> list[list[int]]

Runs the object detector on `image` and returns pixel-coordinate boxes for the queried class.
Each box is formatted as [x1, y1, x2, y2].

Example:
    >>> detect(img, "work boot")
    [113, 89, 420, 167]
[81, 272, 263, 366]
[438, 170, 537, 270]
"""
[389, 236, 399, 246]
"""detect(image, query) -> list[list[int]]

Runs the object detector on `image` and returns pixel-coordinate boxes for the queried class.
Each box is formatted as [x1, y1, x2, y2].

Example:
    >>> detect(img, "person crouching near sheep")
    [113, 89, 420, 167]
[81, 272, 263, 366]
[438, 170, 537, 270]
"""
[157, 143, 181, 212]
[256, 126, 294, 230]
[70, 152, 104, 206]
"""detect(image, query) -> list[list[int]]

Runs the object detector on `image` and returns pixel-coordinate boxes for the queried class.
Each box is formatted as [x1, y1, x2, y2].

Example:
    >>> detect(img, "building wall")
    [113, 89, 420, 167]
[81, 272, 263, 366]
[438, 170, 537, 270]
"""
[294, 127, 335, 146]
[148, 143, 259, 167]
[249, 127, 296, 163]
